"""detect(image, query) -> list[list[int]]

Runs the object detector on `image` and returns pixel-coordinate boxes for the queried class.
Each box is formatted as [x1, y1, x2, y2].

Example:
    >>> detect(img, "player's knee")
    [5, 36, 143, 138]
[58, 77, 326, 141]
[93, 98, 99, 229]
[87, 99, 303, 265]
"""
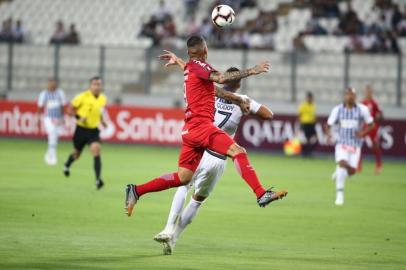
[90, 143, 101, 156]
[227, 143, 246, 157]
[192, 194, 207, 202]
[178, 169, 194, 184]
[73, 150, 81, 159]
[179, 175, 192, 184]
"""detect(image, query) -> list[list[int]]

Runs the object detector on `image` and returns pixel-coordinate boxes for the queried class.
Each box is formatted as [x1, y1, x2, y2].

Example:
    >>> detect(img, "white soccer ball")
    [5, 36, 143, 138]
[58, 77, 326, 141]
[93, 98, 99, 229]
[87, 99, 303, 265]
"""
[211, 5, 235, 28]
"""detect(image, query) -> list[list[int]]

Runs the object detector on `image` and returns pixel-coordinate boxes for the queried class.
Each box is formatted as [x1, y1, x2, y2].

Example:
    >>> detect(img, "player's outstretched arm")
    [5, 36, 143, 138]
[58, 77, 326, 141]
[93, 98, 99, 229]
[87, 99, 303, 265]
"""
[209, 60, 270, 84]
[159, 50, 186, 70]
[215, 86, 250, 114]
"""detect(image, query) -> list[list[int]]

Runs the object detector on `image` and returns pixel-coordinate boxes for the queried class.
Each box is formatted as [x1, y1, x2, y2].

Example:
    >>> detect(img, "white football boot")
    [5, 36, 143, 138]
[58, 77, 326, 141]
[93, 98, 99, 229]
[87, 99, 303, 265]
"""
[335, 192, 344, 206]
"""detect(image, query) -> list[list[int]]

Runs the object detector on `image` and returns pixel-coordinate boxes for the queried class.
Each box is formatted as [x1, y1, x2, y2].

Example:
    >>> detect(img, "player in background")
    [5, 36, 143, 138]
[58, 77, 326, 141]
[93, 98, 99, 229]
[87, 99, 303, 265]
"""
[298, 91, 317, 157]
[63, 76, 107, 190]
[37, 78, 66, 165]
[326, 87, 374, 206]
[124, 35, 288, 217]
[360, 85, 383, 175]
[154, 66, 274, 255]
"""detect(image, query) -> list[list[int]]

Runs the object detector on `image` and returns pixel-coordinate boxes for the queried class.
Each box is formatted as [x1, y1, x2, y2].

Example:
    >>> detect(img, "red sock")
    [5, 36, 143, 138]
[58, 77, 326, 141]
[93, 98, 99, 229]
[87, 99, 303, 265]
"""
[233, 153, 266, 198]
[357, 155, 363, 172]
[375, 148, 382, 168]
[135, 172, 182, 197]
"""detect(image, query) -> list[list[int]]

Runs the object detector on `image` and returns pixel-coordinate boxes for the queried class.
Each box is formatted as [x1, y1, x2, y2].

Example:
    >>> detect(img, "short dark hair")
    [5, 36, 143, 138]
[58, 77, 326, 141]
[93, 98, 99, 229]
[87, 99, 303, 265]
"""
[226, 67, 241, 84]
[306, 91, 313, 98]
[187, 35, 205, 48]
[89, 76, 101, 83]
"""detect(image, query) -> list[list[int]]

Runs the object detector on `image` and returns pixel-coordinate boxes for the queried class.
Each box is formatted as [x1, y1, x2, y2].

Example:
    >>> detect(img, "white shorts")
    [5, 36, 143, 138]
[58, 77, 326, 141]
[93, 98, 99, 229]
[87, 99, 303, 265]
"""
[191, 150, 227, 197]
[44, 117, 63, 136]
[335, 144, 361, 169]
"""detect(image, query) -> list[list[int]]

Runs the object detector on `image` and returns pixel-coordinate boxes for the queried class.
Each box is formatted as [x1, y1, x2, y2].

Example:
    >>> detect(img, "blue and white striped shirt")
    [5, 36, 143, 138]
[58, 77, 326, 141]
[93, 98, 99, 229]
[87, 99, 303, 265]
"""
[37, 89, 66, 119]
[327, 103, 373, 147]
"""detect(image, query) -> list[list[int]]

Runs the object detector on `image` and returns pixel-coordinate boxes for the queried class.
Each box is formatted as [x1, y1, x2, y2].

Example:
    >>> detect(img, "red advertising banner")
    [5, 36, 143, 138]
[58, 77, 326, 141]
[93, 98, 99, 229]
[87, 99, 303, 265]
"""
[0, 100, 405, 157]
[0, 100, 184, 145]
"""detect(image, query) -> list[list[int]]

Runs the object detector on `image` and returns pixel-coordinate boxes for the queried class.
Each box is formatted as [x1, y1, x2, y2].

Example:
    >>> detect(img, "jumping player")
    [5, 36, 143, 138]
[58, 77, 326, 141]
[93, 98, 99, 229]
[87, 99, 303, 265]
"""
[63, 76, 107, 190]
[124, 36, 288, 217]
[154, 66, 274, 254]
[361, 85, 383, 175]
[326, 87, 374, 206]
[37, 78, 66, 165]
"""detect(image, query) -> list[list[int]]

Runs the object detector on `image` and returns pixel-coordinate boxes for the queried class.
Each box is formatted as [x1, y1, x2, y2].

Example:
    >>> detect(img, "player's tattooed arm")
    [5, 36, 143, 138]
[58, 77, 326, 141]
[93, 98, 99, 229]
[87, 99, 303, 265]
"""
[209, 60, 270, 84]
[159, 50, 185, 70]
[215, 86, 250, 114]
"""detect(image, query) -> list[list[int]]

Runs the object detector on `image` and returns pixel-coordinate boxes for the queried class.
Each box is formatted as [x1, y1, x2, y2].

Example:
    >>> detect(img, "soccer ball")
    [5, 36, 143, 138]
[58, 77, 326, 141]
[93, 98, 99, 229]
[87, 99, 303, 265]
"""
[211, 5, 235, 28]
[283, 138, 302, 156]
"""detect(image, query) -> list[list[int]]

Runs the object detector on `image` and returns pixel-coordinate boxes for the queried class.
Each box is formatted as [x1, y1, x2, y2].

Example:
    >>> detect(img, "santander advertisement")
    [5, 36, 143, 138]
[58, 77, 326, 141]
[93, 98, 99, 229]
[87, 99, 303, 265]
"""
[0, 100, 405, 157]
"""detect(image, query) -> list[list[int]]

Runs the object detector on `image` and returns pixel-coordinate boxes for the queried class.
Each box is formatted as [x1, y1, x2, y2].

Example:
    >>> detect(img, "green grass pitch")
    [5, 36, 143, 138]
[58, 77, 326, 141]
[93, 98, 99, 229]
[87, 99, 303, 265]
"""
[0, 138, 405, 270]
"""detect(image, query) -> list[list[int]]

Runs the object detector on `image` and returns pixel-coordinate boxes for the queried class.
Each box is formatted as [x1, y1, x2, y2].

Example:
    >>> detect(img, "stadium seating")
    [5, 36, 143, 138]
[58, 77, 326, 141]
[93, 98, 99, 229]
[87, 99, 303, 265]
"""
[0, 0, 405, 107]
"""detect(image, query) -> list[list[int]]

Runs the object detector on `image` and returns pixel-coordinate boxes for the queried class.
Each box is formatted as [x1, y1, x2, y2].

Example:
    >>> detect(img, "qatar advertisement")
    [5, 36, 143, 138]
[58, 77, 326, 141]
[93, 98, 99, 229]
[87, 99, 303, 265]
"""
[0, 100, 405, 157]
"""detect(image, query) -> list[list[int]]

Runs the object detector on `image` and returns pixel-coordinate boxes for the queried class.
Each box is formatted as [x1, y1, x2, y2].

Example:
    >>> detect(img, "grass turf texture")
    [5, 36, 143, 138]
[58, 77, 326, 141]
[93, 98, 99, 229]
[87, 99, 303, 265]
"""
[0, 138, 405, 270]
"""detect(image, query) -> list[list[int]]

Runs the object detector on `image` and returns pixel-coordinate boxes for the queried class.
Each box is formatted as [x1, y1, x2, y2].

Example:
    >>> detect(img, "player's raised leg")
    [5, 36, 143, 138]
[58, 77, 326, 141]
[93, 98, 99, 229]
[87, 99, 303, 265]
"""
[125, 167, 193, 217]
[230, 144, 288, 206]
[125, 142, 204, 216]
[209, 130, 288, 207]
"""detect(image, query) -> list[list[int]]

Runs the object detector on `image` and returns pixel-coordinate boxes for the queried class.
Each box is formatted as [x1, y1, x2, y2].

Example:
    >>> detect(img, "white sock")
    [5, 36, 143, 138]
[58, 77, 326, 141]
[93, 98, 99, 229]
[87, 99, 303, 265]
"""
[336, 167, 348, 202]
[173, 198, 202, 242]
[331, 166, 339, 181]
[163, 185, 190, 233]
[48, 130, 58, 157]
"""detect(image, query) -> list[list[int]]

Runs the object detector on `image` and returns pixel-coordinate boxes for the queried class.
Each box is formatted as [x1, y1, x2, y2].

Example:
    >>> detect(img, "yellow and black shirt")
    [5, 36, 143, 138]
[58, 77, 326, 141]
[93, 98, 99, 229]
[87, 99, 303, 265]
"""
[71, 90, 107, 129]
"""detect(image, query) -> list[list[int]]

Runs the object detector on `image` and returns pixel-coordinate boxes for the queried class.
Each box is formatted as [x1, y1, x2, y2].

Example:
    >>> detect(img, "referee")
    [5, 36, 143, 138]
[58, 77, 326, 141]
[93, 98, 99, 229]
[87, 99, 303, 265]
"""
[63, 76, 107, 189]
[298, 91, 317, 157]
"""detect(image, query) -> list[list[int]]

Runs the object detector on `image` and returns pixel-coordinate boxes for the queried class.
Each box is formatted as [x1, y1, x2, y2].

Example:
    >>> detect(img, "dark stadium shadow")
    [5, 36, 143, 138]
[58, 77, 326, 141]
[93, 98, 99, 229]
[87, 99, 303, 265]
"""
[0, 254, 164, 270]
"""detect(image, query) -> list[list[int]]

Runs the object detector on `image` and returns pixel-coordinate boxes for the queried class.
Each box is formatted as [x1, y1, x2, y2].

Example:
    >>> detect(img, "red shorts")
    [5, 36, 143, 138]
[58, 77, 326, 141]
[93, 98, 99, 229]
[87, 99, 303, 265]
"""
[178, 119, 235, 172]
[366, 124, 379, 142]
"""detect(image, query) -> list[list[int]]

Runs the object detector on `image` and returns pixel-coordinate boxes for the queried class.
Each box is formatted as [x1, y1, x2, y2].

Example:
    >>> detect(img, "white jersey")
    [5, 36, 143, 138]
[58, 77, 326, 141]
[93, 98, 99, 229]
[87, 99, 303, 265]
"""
[38, 89, 66, 119]
[192, 93, 263, 197]
[327, 103, 373, 148]
[214, 94, 262, 138]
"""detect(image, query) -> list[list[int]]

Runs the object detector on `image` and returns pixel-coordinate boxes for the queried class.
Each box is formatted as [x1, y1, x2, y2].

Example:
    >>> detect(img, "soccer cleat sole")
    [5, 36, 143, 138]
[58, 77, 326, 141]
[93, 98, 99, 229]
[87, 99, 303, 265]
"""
[124, 184, 138, 217]
[162, 242, 172, 255]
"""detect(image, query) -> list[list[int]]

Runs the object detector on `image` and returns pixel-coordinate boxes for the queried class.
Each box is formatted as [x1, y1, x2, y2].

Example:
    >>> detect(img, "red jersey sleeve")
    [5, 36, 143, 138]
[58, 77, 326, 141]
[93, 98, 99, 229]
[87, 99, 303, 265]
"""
[188, 60, 216, 80]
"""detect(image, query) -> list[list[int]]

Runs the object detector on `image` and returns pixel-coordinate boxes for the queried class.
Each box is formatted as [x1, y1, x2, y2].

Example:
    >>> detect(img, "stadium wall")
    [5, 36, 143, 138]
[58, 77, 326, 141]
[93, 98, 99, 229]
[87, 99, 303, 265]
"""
[1, 100, 405, 157]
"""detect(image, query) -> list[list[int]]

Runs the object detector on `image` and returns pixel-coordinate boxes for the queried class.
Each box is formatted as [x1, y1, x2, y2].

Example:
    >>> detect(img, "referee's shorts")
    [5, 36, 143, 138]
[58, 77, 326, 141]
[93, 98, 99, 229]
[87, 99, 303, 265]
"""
[301, 123, 316, 140]
[73, 125, 100, 152]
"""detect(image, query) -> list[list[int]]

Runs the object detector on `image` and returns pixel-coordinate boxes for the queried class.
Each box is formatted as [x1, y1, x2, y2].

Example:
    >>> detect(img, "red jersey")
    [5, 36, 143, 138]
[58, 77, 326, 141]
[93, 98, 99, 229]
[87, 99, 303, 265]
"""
[362, 98, 381, 121]
[183, 59, 217, 122]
